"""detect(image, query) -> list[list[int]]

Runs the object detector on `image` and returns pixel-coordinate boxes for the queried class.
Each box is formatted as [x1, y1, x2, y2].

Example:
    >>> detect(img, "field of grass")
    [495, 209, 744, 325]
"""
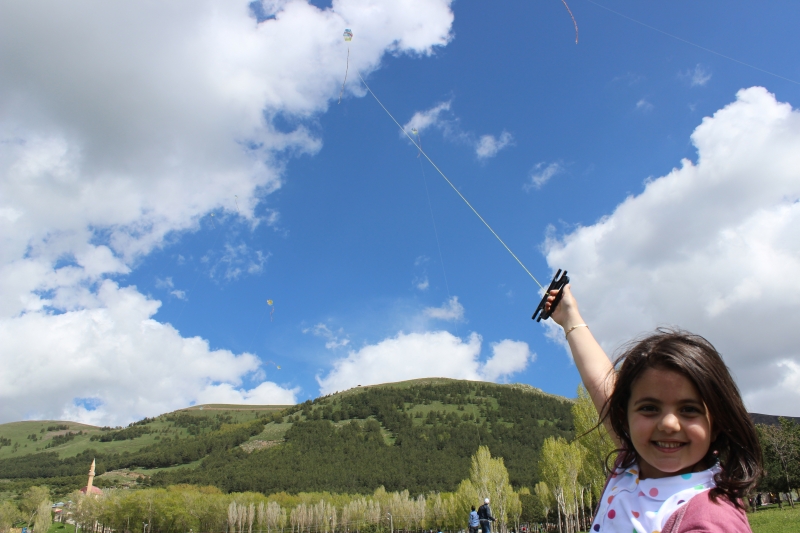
[749, 504, 800, 533]
[47, 522, 77, 533]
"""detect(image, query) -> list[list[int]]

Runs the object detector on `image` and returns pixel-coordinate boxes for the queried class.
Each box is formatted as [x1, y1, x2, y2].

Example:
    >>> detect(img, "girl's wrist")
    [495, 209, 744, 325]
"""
[561, 313, 585, 332]
[564, 323, 589, 339]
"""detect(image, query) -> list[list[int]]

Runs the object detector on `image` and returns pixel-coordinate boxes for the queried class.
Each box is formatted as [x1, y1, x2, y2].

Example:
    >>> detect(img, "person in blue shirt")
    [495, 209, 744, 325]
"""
[468, 505, 480, 533]
[477, 498, 495, 533]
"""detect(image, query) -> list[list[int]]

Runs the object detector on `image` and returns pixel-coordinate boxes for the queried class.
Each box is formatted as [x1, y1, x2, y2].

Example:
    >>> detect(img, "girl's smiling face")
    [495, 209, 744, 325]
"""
[627, 367, 715, 479]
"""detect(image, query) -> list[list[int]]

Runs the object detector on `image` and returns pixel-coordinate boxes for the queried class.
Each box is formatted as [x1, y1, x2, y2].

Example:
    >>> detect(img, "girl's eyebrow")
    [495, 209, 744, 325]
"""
[633, 397, 704, 406]
[633, 397, 662, 405]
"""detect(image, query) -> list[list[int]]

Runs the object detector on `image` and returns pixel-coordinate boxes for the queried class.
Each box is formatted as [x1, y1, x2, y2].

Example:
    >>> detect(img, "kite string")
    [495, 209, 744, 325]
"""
[175, 213, 225, 320]
[357, 71, 544, 290]
[584, 0, 800, 86]
[338, 47, 350, 104]
[414, 130, 451, 298]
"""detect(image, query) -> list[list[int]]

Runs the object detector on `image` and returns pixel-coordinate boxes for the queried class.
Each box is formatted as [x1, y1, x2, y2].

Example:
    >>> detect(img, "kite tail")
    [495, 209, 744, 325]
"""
[561, 0, 579, 44]
[338, 47, 350, 104]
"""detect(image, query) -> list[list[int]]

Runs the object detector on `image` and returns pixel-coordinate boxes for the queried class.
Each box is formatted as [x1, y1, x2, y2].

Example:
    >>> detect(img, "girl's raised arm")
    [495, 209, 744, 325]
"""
[546, 284, 620, 446]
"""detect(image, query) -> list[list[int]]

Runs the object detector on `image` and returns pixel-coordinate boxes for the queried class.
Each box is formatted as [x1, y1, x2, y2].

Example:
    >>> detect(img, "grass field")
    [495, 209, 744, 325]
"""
[47, 523, 76, 533]
[749, 504, 800, 533]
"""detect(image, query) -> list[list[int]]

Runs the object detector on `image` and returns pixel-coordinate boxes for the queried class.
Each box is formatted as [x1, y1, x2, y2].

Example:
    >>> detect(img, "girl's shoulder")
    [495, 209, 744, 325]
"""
[663, 490, 751, 533]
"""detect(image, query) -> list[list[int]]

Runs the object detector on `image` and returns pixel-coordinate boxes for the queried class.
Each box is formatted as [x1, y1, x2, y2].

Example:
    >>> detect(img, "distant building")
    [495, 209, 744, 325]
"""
[79, 458, 103, 496]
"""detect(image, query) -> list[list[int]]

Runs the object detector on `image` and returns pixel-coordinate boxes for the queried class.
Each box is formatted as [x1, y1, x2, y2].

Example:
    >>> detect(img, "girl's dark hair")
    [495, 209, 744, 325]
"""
[601, 328, 762, 506]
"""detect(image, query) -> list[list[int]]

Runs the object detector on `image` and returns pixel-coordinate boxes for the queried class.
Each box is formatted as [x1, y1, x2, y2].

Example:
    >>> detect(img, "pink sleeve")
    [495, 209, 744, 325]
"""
[662, 490, 752, 533]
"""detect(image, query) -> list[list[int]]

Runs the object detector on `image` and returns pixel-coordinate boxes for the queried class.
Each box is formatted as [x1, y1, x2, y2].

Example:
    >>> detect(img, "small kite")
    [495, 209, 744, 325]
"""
[234, 195, 240, 214]
[209, 212, 216, 229]
[267, 299, 275, 321]
[560, 0, 578, 44]
[411, 128, 422, 158]
[339, 29, 353, 104]
[265, 360, 281, 370]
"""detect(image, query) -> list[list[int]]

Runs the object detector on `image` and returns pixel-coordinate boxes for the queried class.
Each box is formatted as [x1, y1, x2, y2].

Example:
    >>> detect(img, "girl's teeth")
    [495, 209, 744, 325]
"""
[656, 441, 682, 448]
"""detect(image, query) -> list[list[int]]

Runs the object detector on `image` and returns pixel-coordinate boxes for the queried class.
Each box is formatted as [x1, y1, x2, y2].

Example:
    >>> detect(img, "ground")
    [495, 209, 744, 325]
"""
[748, 504, 800, 533]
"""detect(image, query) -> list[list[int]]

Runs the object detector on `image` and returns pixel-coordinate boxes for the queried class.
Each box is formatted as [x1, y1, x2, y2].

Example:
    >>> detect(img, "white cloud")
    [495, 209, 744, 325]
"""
[482, 340, 535, 382]
[414, 275, 430, 291]
[525, 162, 562, 191]
[316, 330, 534, 393]
[423, 296, 464, 321]
[402, 101, 453, 136]
[0, 0, 455, 423]
[207, 243, 269, 281]
[402, 102, 511, 159]
[0, 281, 298, 425]
[636, 99, 654, 112]
[475, 131, 513, 159]
[155, 277, 175, 289]
[682, 64, 712, 87]
[195, 380, 298, 406]
[304, 323, 351, 350]
[545, 87, 800, 416]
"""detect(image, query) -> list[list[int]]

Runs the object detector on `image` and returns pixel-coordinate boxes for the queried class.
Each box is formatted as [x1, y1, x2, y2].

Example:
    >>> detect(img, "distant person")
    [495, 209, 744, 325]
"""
[478, 498, 495, 533]
[544, 284, 763, 533]
[468, 505, 479, 533]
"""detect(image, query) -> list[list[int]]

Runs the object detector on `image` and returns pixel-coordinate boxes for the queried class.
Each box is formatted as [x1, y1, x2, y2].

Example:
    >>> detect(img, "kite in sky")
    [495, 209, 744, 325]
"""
[267, 299, 275, 321]
[561, 0, 579, 44]
[411, 128, 422, 157]
[339, 29, 353, 104]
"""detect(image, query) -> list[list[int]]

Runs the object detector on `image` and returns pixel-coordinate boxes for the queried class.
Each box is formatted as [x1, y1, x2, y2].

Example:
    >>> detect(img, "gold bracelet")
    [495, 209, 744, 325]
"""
[564, 323, 588, 339]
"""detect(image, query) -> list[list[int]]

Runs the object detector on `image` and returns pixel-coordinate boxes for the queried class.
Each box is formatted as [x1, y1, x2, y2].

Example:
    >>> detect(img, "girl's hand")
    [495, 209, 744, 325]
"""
[546, 284, 582, 329]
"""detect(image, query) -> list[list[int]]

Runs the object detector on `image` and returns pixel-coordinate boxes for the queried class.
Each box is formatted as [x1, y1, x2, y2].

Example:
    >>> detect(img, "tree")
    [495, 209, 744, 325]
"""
[538, 437, 585, 533]
[454, 446, 518, 533]
[0, 501, 23, 533]
[571, 386, 615, 506]
[33, 500, 52, 533]
[757, 419, 800, 508]
[533, 482, 552, 526]
[20, 486, 50, 526]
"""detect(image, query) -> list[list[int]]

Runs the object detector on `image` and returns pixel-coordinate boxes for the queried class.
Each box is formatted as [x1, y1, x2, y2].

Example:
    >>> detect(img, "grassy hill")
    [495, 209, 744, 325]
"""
[0, 378, 574, 497]
[0, 405, 288, 461]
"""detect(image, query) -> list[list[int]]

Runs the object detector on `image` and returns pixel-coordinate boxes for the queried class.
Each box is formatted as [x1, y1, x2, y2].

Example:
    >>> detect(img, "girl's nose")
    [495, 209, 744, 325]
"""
[658, 413, 681, 432]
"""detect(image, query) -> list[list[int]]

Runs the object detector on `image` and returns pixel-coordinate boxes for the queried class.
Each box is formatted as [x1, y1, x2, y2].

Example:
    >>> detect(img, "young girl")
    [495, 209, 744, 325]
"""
[545, 285, 762, 533]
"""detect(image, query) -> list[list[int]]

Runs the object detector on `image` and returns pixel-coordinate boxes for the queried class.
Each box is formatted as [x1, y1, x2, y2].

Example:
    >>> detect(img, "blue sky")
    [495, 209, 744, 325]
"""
[1, 0, 799, 425]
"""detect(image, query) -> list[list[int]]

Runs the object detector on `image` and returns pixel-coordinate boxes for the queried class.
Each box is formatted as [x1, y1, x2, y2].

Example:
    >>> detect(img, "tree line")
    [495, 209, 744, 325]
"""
[4, 446, 526, 533]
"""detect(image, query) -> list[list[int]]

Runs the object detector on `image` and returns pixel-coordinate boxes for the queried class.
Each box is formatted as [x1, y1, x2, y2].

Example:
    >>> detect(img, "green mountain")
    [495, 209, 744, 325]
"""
[0, 378, 574, 497]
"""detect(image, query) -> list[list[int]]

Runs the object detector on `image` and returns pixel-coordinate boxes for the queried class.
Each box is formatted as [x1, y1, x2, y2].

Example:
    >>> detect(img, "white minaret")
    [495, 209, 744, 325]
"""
[86, 458, 96, 493]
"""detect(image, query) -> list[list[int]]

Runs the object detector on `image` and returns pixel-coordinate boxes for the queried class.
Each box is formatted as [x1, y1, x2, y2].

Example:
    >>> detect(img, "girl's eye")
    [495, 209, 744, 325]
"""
[637, 405, 657, 413]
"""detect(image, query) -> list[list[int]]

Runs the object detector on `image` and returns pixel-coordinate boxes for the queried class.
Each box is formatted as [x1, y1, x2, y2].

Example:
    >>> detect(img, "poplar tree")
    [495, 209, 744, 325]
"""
[538, 437, 585, 533]
[0, 501, 22, 533]
[32, 500, 52, 533]
[456, 446, 518, 533]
